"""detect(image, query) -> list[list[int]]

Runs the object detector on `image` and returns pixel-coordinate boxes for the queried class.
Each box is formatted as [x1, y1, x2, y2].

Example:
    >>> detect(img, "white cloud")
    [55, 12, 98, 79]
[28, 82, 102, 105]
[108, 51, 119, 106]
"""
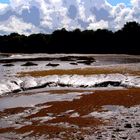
[0, 3, 8, 9]
[0, 16, 39, 35]
[51, 0, 62, 4]
[131, 0, 140, 7]
[0, 0, 139, 34]
[110, 2, 139, 30]
[0, 3, 8, 13]
[10, 0, 28, 8]
[88, 20, 109, 30]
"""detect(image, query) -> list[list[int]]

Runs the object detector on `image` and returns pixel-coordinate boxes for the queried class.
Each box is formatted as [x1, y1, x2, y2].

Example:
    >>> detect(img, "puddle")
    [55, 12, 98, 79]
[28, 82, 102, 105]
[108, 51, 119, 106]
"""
[0, 92, 90, 111]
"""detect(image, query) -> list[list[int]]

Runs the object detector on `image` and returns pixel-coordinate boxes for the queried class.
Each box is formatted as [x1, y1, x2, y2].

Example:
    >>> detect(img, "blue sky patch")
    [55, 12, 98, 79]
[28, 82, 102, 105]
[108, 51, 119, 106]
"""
[0, 0, 9, 3]
[107, 0, 131, 6]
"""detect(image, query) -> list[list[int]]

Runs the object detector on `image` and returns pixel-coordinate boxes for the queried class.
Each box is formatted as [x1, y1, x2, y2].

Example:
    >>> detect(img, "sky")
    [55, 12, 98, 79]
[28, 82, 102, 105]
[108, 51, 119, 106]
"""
[0, 0, 9, 3]
[0, 0, 139, 35]
[107, 0, 131, 6]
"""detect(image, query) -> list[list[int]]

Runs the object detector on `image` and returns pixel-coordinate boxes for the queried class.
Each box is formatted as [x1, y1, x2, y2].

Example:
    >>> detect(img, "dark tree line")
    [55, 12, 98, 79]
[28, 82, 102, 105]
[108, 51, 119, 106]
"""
[0, 21, 140, 54]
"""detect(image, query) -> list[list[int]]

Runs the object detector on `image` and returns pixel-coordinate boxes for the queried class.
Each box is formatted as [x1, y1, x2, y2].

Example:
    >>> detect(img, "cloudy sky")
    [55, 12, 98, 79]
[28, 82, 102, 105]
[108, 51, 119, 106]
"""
[0, 0, 139, 35]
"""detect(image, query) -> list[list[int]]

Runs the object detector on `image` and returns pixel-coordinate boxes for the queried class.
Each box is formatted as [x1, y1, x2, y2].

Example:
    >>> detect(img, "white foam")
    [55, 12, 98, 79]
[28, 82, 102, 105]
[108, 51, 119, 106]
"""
[0, 74, 140, 95]
[70, 112, 80, 118]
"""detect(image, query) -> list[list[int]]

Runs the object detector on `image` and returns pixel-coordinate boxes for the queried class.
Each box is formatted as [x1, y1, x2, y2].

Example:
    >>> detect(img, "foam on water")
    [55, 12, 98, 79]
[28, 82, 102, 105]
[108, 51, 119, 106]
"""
[0, 74, 140, 95]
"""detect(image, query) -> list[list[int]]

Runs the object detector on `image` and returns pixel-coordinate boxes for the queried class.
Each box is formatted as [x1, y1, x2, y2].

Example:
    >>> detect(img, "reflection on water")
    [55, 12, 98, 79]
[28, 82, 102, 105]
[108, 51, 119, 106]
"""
[0, 92, 90, 111]
[0, 54, 140, 79]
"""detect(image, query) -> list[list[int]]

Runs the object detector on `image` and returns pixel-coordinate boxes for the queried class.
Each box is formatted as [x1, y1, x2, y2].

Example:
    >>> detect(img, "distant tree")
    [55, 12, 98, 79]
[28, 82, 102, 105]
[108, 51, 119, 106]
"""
[122, 21, 140, 32]
[9, 32, 20, 37]
[0, 21, 139, 54]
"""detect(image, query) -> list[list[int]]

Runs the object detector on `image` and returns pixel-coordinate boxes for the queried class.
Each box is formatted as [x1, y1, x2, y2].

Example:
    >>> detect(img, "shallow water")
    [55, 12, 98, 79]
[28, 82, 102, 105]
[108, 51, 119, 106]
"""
[0, 54, 139, 95]
[0, 54, 140, 79]
[0, 54, 140, 140]
[0, 91, 90, 111]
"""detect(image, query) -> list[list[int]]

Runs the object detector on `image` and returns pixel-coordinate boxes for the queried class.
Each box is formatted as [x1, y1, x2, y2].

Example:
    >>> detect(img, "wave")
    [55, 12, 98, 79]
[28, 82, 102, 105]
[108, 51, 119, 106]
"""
[0, 74, 140, 95]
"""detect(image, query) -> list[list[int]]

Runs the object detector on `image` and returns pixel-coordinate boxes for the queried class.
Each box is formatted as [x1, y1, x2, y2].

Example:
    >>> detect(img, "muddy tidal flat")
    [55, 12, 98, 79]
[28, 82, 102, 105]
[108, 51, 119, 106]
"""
[0, 54, 140, 140]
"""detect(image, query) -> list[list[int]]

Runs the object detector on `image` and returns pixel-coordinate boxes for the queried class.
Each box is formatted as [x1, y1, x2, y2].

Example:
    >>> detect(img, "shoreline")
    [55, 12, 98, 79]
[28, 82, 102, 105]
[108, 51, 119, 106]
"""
[0, 54, 140, 139]
[0, 88, 140, 139]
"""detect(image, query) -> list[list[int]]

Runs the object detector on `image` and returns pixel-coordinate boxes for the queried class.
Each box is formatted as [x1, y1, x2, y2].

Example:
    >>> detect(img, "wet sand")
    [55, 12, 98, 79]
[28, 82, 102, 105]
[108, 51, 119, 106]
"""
[0, 54, 140, 139]
[0, 88, 140, 139]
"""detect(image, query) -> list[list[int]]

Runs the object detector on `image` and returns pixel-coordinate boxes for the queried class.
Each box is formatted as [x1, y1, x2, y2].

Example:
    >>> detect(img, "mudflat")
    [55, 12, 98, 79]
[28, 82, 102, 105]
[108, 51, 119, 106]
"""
[0, 88, 140, 139]
[0, 54, 140, 139]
